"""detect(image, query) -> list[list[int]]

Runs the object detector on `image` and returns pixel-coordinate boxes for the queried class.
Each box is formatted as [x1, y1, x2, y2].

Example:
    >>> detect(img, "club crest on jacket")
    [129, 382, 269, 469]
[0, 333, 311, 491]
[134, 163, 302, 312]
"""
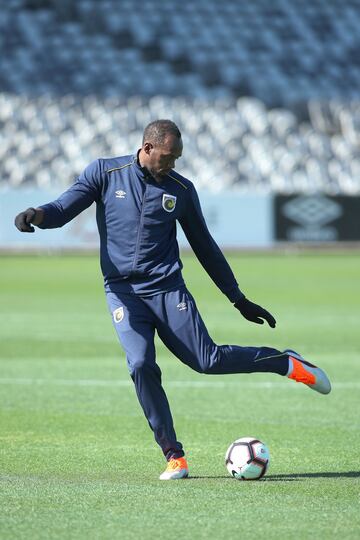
[162, 194, 177, 212]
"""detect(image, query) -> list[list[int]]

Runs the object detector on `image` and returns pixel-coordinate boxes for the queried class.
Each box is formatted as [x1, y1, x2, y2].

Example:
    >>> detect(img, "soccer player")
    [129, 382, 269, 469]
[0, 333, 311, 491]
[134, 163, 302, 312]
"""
[15, 119, 331, 480]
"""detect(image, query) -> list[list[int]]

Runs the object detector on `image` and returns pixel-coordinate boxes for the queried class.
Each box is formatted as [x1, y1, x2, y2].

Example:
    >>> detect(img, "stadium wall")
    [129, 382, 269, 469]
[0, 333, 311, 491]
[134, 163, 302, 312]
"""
[1, 189, 272, 249]
[2, 189, 360, 250]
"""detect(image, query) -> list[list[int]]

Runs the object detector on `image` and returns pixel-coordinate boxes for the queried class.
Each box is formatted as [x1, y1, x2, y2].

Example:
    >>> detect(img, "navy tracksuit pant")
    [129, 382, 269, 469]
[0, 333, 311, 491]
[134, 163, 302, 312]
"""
[106, 286, 288, 461]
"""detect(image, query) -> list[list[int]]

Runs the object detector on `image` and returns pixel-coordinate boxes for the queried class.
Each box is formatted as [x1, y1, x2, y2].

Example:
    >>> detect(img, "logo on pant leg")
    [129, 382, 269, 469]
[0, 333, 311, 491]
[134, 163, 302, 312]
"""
[113, 307, 124, 323]
[177, 302, 187, 311]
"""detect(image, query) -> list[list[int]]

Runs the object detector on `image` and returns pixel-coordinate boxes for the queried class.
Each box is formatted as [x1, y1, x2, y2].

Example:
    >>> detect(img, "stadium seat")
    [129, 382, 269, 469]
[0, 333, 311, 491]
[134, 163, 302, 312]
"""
[0, 0, 359, 193]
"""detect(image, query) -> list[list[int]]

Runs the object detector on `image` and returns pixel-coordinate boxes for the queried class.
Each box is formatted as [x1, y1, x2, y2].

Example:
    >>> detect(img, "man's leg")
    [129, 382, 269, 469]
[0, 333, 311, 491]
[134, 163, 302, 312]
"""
[153, 286, 289, 375]
[153, 287, 330, 394]
[106, 291, 184, 460]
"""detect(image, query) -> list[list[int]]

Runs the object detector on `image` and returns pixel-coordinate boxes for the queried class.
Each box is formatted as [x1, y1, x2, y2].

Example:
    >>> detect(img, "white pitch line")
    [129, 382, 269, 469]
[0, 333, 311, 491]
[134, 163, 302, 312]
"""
[0, 378, 359, 389]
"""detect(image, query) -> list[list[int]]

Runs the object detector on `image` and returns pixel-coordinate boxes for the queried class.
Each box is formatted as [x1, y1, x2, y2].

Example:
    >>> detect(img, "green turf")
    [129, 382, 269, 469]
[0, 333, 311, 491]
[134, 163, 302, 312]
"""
[1, 252, 359, 539]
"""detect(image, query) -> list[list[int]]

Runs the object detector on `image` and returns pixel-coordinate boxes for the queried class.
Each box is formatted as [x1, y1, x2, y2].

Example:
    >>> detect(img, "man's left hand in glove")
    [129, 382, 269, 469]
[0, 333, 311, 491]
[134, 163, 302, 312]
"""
[234, 296, 276, 328]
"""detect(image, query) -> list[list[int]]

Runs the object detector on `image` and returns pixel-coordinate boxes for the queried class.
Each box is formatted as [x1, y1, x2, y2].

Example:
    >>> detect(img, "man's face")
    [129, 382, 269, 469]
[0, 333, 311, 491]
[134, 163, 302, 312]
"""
[143, 134, 183, 180]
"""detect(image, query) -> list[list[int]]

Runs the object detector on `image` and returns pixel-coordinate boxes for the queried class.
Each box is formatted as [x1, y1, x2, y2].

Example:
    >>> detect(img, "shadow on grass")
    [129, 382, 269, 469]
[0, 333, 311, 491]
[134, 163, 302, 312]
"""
[188, 471, 360, 481]
[265, 471, 360, 480]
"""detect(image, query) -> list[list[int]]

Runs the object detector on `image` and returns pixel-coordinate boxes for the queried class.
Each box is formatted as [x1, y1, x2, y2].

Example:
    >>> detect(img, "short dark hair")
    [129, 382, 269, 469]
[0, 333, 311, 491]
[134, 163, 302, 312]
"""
[142, 119, 181, 146]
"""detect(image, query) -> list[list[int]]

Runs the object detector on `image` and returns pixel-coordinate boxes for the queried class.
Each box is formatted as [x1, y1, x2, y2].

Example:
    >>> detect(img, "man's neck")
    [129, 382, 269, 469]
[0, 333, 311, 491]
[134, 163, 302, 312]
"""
[137, 150, 163, 183]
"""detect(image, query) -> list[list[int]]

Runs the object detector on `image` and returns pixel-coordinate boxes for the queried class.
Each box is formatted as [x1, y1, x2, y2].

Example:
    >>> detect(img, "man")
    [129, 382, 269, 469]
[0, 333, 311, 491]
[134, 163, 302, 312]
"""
[15, 119, 331, 480]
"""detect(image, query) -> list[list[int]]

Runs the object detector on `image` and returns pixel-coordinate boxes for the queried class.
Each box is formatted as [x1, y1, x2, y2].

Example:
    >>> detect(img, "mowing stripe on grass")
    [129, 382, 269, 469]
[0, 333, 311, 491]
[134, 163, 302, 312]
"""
[0, 377, 358, 389]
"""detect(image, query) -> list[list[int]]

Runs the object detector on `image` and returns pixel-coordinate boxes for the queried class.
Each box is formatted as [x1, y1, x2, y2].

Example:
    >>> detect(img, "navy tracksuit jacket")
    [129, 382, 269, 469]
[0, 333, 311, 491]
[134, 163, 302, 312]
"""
[38, 153, 285, 460]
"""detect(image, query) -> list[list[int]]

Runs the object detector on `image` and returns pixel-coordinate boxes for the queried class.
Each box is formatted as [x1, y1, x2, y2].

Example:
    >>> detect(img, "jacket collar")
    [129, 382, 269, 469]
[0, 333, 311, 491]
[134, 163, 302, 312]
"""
[132, 150, 170, 185]
[132, 151, 152, 181]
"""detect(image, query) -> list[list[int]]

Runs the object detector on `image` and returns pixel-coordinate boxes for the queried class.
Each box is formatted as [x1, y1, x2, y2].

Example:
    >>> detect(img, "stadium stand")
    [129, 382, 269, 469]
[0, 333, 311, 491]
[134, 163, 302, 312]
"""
[1, 93, 359, 194]
[2, 0, 360, 102]
[1, 0, 360, 193]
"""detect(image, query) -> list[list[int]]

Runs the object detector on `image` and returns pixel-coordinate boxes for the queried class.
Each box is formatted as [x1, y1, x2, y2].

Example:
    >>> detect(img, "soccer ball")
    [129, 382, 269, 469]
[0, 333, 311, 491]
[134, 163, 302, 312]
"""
[225, 437, 270, 480]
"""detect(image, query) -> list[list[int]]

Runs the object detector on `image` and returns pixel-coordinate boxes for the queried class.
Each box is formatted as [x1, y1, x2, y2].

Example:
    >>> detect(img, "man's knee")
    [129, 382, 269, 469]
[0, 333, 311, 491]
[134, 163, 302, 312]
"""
[201, 362, 219, 375]
[128, 356, 160, 379]
[191, 346, 220, 374]
[128, 357, 145, 376]
[123, 340, 156, 377]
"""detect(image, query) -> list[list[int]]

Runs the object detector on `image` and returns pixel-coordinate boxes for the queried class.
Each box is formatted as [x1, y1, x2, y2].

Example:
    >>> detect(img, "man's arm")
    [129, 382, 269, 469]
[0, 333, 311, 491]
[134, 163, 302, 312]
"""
[14, 159, 102, 232]
[179, 185, 243, 303]
[179, 185, 276, 328]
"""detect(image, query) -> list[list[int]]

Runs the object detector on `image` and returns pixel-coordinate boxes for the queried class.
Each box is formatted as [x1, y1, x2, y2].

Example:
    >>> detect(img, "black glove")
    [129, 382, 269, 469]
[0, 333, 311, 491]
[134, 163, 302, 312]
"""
[14, 207, 37, 233]
[234, 296, 276, 328]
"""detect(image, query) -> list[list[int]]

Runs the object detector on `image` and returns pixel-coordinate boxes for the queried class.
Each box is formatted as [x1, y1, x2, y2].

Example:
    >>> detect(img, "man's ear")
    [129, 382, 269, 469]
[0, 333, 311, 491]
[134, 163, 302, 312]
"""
[143, 142, 153, 155]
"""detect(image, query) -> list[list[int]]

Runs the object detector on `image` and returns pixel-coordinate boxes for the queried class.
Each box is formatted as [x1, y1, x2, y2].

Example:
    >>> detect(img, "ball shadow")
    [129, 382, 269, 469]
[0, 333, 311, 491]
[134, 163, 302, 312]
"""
[265, 471, 360, 480]
[187, 471, 360, 481]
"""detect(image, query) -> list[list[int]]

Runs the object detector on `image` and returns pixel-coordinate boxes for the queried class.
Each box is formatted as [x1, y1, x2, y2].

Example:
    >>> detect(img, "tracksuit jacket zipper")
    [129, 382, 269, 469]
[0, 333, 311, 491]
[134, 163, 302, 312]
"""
[132, 183, 148, 272]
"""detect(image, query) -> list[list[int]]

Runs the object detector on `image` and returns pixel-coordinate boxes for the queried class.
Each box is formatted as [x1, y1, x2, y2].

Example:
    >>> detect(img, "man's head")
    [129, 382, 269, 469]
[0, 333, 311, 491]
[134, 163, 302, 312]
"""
[139, 119, 183, 180]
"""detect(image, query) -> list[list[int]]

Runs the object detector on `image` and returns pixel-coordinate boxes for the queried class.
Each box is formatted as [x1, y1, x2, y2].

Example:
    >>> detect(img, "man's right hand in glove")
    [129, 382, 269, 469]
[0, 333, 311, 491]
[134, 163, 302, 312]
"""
[14, 207, 44, 232]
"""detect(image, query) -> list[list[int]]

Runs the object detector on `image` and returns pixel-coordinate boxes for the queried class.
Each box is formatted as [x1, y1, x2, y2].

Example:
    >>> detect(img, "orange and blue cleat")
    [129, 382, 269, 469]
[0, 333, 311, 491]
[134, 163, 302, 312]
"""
[285, 349, 331, 394]
[159, 457, 189, 480]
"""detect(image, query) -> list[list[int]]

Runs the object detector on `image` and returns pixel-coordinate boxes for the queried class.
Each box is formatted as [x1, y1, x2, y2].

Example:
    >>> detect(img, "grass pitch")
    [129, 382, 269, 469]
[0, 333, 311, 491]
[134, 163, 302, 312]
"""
[1, 252, 359, 539]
